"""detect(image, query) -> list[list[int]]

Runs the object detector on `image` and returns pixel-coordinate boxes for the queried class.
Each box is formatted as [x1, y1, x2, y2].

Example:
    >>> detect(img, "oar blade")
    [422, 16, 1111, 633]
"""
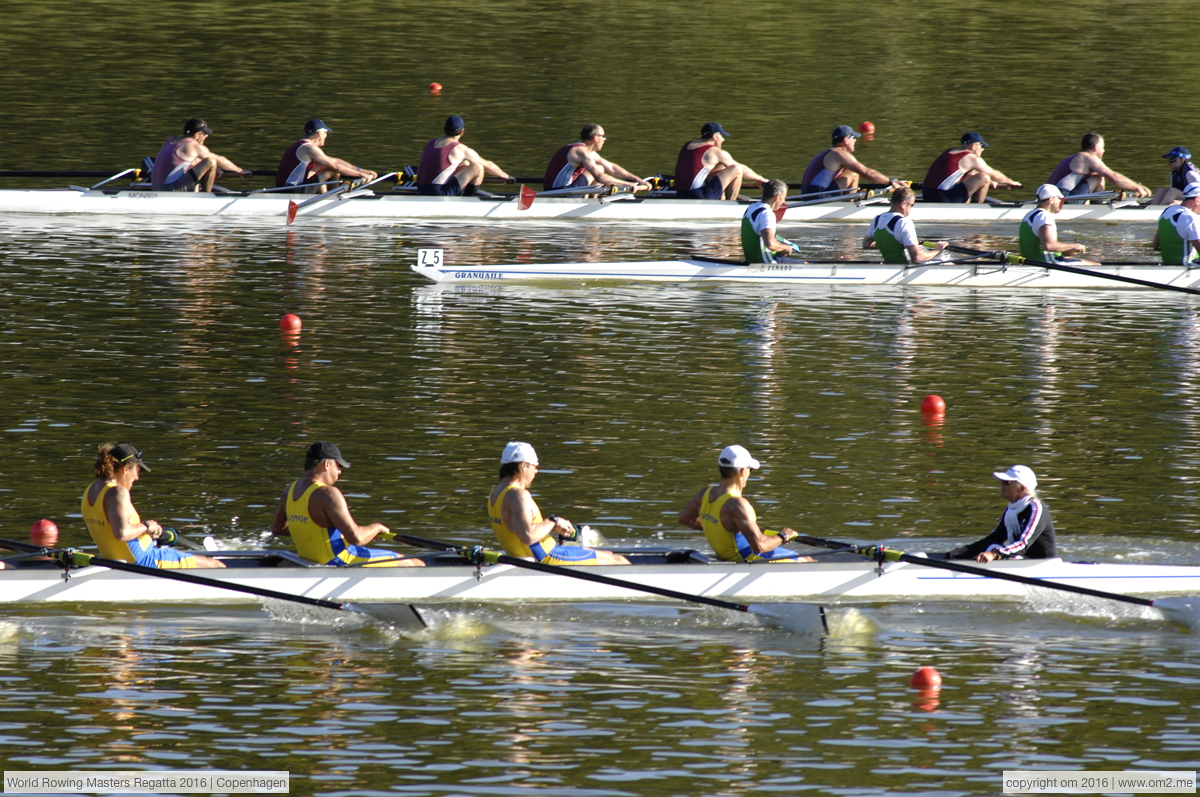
[343, 602, 428, 632]
[286, 201, 298, 225]
[517, 184, 535, 211]
[747, 603, 827, 636]
[1152, 597, 1200, 630]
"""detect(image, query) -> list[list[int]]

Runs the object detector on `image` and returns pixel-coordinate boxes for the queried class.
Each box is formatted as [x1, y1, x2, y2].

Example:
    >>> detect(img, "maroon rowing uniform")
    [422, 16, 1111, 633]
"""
[543, 142, 587, 190]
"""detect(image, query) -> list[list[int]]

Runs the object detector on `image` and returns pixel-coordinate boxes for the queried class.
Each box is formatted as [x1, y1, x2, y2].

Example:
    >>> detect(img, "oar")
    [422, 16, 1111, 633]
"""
[789, 534, 1200, 629]
[984, 191, 1120, 208]
[0, 537, 426, 631]
[517, 183, 618, 210]
[935, 243, 1200, 296]
[285, 172, 397, 224]
[785, 186, 894, 209]
[393, 533, 826, 635]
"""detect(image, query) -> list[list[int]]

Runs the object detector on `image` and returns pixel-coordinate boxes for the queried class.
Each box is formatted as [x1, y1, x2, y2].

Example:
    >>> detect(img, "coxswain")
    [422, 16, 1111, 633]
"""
[943, 465, 1056, 562]
[673, 122, 768, 200]
[542, 124, 650, 192]
[1151, 146, 1200, 205]
[82, 443, 224, 569]
[922, 132, 1021, 203]
[862, 186, 947, 264]
[1019, 184, 1099, 265]
[801, 125, 904, 196]
[270, 442, 425, 567]
[150, 118, 250, 192]
[1047, 133, 1150, 201]
[741, 179, 799, 263]
[1152, 183, 1200, 265]
[678, 445, 815, 563]
[276, 119, 377, 194]
[416, 115, 512, 196]
[489, 442, 629, 565]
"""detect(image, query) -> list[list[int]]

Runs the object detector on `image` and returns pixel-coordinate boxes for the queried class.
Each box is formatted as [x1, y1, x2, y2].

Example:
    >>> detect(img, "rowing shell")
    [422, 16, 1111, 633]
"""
[3, 548, 1200, 605]
[411, 258, 1200, 290]
[0, 188, 1165, 224]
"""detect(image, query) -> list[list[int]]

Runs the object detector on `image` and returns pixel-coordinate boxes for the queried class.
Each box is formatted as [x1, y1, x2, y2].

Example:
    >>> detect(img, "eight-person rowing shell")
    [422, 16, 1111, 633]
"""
[543, 124, 650, 193]
[416, 115, 513, 196]
[276, 119, 377, 194]
[801, 125, 904, 197]
[674, 122, 768, 200]
[1047, 132, 1150, 201]
[1019, 184, 1099, 265]
[922, 132, 1021, 203]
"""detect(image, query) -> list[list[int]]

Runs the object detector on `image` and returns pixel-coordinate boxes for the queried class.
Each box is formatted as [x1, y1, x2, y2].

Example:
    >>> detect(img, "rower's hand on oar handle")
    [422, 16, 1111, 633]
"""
[143, 519, 163, 539]
[888, 178, 907, 191]
[548, 514, 577, 541]
[975, 550, 1000, 563]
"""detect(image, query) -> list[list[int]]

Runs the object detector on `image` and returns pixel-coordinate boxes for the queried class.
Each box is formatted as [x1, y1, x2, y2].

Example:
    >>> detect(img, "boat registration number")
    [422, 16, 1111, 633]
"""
[418, 248, 444, 267]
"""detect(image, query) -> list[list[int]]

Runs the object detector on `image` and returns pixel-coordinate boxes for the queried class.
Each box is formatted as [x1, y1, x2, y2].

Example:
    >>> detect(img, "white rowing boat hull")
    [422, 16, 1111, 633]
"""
[411, 260, 1200, 290]
[0, 188, 1165, 224]
[3, 557, 1198, 606]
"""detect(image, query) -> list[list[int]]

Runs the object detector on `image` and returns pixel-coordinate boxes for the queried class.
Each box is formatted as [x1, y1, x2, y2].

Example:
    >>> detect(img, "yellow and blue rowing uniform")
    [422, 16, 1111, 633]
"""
[81, 482, 197, 569]
[699, 486, 803, 562]
[285, 480, 403, 567]
[488, 484, 601, 565]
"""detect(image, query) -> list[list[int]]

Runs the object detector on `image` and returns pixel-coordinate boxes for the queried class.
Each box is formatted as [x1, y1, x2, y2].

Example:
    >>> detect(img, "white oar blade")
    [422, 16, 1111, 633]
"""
[747, 603, 827, 636]
[1152, 597, 1200, 630]
[345, 602, 427, 632]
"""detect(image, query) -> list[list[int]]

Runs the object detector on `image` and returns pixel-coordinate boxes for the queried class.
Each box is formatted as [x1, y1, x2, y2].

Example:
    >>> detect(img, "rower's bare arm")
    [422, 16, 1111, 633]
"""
[503, 488, 558, 545]
[715, 149, 767, 184]
[763, 229, 792, 255]
[463, 145, 511, 181]
[725, 499, 780, 553]
[974, 156, 1021, 188]
[840, 153, 889, 185]
[214, 153, 251, 176]
[1090, 156, 1149, 196]
[596, 157, 648, 189]
[269, 487, 291, 536]
[316, 487, 387, 545]
[863, 233, 877, 250]
[1152, 231, 1161, 250]
[1040, 226, 1085, 255]
[677, 490, 705, 530]
[105, 485, 159, 542]
[306, 146, 376, 180]
[908, 241, 947, 263]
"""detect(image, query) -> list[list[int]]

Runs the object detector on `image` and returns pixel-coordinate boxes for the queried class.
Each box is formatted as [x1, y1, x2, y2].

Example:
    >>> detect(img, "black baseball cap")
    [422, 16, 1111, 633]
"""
[445, 115, 465, 134]
[1164, 146, 1192, 160]
[960, 131, 989, 147]
[306, 441, 351, 469]
[832, 125, 861, 141]
[113, 443, 151, 472]
[304, 119, 333, 134]
[701, 122, 729, 138]
[184, 117, 213, 135]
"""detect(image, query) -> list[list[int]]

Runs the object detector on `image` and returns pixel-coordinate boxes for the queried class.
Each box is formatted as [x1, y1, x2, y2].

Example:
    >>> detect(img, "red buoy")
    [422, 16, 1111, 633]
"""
[30, 519, 58, 547]
[921, 394, 946, 414]
[279, 313, 302, 332]
[858, 121, 876, 135]
[429, 82, 443, 95]
[910, 666, 942, 688]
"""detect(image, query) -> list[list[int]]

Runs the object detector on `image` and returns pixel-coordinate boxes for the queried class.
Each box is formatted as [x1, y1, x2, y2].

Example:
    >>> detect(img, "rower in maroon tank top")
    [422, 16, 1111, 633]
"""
[542, 124, 649, 192]
[673, 122, 767, 200]
[416, 115, 513, 196]
[921, 132, 1020, 203]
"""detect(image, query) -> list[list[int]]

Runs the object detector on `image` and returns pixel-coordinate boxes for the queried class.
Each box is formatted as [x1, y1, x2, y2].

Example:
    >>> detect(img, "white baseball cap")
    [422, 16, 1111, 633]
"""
[993, 465, 1037, 490]
[1036, 184, 1064, 200]
[1183, 182, 1200, 200]
[718, 444, 760, 470]
[501, 441, 539, 465]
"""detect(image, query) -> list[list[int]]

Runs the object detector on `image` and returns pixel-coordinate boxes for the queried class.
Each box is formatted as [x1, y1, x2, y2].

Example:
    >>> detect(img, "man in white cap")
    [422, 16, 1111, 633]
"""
[1018, 185, 1099, 265]
[1152, 183, 1200, 265]
[678, 445, 816, 562]
[944, 465, 1057, 562]
[488, 442, 629, 565]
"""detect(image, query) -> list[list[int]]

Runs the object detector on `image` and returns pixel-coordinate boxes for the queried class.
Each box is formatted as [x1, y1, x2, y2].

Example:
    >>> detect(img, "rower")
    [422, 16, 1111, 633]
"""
[1019, 184, 1099, 265]
[1151, 146, 1200, 205]
[801, 125, 903, 197]
[488, 442, 629, 565]
[862, 186, 947, 264]
[922, 132, 1021, 203]
[1047, 133, 1150, 202]
[542, 124, 650, 192]
[678, 445, 815, 563]
[82, 443, 224, 569]
[416, 115, 512, 196]
[741, 179, 798, 263]
[150, 118, 251, 192]
[943, 465, 1056, 562]
[269, 441, 425, 567]
[1152, 183, 1200, 265]
[673, 122, 768, 200]
[276, 119, 377, 194]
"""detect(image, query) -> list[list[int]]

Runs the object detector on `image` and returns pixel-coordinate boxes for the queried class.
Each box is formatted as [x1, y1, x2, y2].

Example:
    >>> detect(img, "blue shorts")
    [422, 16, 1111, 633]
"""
[681, 174, 725, 200]
[930, 183, 969, 203]
[160, 168, 200, 192]
[801, 183, 838, 196]
[1064, 179, 1094, 204]
[529, 540, 602, 565]
[734, 533, 807, 563]
[417, 181, 464, 197]
[133, 547, 200, 570]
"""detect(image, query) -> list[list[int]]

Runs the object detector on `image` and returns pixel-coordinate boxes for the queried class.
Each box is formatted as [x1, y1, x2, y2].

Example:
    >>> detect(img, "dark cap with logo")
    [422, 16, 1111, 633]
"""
[304, 119, 333, 134]
[832, 125, 861, 142]
[701, 122, 729, 139]
[113, 443, 151, 472]
[305, 441, 351, 469]
[961, 131, 989, 147]
[184, 117, 213, 136]
[1164, 146, 1193, 160]
[444, 115, 465, 135]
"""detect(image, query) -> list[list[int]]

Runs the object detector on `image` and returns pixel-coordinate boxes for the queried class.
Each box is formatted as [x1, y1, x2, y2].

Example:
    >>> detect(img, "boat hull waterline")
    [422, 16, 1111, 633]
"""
[4, 557, 1200, 606]
[0, 189, 1165, 224]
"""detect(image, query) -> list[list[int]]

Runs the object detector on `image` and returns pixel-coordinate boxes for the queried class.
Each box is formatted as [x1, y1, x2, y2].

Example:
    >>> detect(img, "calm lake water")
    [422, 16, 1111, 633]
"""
[4, 3, 1200, 796]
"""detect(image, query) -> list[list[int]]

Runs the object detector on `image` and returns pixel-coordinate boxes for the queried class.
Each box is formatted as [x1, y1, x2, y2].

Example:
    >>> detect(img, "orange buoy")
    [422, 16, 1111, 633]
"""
[921, 394, 946, 414]
[429, 82, 443, 95]
[30, 519, 58, 547]
[910, 666, 942, 688]
[279, 313, 302, 332]
[858, 121, 876, 135]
